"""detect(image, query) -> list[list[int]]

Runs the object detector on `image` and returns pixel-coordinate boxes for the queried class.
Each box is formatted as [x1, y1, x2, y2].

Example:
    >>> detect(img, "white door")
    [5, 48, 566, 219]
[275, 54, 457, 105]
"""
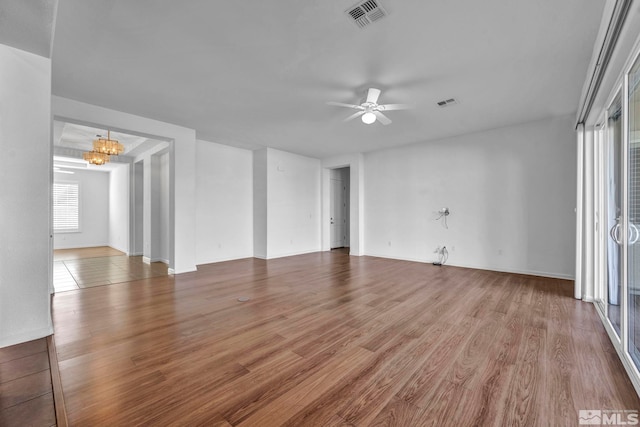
[330, 178, 346, 248]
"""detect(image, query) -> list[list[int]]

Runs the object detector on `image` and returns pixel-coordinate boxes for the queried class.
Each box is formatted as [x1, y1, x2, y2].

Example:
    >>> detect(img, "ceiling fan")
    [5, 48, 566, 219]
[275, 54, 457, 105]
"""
[328, 88, 409, 125]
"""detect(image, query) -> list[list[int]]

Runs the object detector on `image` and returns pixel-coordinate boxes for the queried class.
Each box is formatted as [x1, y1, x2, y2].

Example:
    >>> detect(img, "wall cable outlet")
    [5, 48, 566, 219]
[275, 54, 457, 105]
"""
[433, 245, 448, 266]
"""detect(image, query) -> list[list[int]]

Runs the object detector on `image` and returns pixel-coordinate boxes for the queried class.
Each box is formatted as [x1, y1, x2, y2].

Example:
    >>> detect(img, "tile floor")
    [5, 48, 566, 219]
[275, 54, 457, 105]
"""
[53, 247, 169, 292]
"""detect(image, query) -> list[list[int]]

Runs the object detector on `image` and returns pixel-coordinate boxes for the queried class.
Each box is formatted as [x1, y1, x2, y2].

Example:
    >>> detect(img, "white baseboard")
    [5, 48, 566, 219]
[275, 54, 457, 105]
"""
[53, 243, 109, 250]
[143, 257, 170, 265]
[363, 252, 574, 281]
[108, 244, 128, 254]
[196, 256, 255, 267]
[149, 258, 169, 264]
[445, 261, 574, 281]
[263, 248, 322, 260]
[172, 266, 197, 274]
[239, 249, 323, 261]
[196, 254, 255, 265]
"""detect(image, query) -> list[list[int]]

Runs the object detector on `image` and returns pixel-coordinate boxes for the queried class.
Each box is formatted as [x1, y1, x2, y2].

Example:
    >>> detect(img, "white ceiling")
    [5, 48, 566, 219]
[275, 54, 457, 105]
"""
[0, 0, 57, 58]
[48, 1, 605, 158]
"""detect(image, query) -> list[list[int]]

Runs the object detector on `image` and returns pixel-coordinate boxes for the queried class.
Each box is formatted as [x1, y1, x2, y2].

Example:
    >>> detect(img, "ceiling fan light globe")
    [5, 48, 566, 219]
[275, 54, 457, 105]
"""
[362, 112, 376, 124]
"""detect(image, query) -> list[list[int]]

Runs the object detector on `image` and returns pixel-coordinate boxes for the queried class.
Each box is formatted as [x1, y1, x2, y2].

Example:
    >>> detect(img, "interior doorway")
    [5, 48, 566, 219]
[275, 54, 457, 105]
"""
[51, 120, 173, 291]
[330, 167, 350, 250]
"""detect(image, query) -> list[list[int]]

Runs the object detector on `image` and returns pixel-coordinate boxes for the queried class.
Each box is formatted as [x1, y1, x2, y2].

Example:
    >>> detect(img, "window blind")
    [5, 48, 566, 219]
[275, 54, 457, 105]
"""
[53, 182, 79, 232]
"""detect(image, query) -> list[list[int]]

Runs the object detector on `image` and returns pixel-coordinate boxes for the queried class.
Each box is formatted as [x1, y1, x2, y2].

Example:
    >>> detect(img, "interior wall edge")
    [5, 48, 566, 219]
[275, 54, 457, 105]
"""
[0, 325, 54, 350]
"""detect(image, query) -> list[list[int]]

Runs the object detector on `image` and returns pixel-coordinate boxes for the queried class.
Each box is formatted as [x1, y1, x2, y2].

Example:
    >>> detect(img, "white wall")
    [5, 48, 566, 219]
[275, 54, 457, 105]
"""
[133, 161, 144, 255]
[143, 155, 152, 260]
[108, 164, 130, 254]
[145, 152, 168, 263]
[253, 148, 268, 259]
[364, 114, 577, 279]
[196, 140, 253, 264]
[253, 148, 321, 259]
[54, 169, 109, 249]
[0, 44, 52, 347]
[265, 148, 321, 258]
[150, 155, 161, 261]
[140, 151, 169, 264]
[160, 152, 170, 263]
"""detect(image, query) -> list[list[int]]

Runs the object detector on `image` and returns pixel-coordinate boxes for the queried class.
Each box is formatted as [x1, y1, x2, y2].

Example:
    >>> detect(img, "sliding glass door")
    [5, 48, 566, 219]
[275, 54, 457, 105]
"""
[607, 92, 624, 337]
[593, 30, 640, 397]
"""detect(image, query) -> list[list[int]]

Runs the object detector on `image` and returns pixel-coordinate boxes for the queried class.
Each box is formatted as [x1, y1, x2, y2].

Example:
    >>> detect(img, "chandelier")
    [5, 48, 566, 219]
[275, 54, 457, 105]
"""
[82, 130, 124, 165]
[93, 130, 124, 155]
[82, 150, 110, 165]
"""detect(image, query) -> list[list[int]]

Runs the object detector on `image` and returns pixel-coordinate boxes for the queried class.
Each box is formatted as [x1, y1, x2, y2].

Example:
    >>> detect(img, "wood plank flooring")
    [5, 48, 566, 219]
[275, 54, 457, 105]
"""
[51, 251, 640, 426]
[0, 338, 57, 427]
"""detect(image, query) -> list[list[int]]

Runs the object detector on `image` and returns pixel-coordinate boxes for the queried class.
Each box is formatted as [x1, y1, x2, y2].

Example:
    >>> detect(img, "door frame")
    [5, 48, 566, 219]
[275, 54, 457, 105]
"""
[321, 155, 364, 255]
[330, 170, 349, 249]
[593, 41, 640, 397]
[52, 114, 176, 271]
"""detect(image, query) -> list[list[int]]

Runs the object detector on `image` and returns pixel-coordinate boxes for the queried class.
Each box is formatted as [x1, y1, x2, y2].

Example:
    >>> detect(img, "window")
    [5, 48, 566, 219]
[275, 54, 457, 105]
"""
[53, 182, 79, 232]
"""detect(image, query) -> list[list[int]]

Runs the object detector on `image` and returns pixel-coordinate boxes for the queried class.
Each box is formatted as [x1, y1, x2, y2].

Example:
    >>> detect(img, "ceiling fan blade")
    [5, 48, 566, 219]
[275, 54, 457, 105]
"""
[327, 101, 364, 110]
[343, 111, 365, 122]
[374, 111, 392, 125]
[377, 104, 411, 111]
[366, 88, 381, 104]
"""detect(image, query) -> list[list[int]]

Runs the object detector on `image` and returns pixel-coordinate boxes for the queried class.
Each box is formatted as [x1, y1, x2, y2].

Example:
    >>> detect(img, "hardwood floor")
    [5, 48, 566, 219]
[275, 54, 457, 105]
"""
[0, 338, 57, 427]
[53, 247, 168, 292]
[51, 251, 640, 426]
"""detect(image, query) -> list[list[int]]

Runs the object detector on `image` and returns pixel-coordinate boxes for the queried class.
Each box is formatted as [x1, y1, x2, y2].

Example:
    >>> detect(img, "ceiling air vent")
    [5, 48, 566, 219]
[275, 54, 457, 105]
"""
[346, 0, 388, 29]
[437, 98, 459, 108]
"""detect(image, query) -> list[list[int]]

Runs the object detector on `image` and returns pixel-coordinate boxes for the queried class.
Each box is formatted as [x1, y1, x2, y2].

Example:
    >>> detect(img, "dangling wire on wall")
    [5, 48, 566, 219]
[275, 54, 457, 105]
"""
[435, 207, 449, 229]
[433, 246, 448, 266]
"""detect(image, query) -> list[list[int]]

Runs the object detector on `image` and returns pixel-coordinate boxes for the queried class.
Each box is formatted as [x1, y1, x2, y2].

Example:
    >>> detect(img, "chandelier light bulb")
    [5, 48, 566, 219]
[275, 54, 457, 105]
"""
[361, 112, 376, 124]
